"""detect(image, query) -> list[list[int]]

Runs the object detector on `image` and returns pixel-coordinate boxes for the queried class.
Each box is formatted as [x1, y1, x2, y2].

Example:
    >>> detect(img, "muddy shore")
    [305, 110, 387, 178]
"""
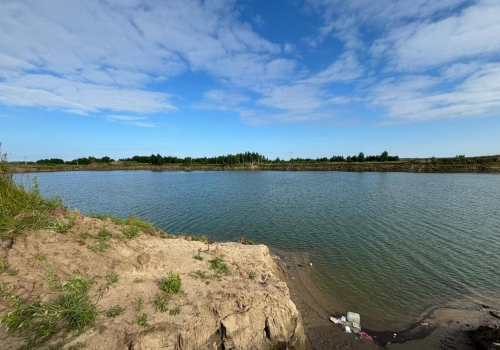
[273, 250, 500, 349]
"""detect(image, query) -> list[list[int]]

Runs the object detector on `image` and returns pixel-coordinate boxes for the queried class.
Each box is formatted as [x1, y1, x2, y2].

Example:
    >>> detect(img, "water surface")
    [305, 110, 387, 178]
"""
[18, 170, 500, 330]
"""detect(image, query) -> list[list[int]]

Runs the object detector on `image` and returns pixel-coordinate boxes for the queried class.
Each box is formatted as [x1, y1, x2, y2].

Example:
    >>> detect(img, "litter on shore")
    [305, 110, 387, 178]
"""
[329, 311, 372, 340]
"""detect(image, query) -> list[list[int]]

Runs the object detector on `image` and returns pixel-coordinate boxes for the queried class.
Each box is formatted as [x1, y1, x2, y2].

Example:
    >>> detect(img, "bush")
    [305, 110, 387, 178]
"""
[158, 272, 182, 294]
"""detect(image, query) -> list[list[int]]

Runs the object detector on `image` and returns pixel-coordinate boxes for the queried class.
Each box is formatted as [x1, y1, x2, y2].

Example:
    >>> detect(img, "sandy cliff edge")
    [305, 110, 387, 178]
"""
[0, 211, 306, 350]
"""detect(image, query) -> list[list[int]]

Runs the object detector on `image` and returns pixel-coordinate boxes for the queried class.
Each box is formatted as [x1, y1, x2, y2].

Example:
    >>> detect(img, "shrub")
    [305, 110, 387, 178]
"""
[158, 272, 182, 294]
[208, 257, 229, 275]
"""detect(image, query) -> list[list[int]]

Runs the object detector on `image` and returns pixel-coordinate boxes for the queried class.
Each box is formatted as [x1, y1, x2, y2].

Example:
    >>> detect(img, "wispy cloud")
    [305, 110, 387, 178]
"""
[107, 115, 156, 128]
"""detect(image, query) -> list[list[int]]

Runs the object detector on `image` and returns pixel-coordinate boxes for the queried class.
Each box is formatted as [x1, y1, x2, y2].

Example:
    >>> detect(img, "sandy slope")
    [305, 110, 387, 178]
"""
[0, 212, 305, 349]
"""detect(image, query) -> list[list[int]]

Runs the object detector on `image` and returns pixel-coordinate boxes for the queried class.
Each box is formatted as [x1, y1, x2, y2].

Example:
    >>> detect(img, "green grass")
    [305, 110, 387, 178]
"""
[208, 257, 230, 275]
[100, 270, 118, 290]
[122, 225, 140, 239]
[0, 258, 8, 273]
[43, 264, 59, 290]
[133, 278, 145, 283]
[158, 272, 182, 294]
[249, 271, 256, 280]
[8, 269, 18, 276]
[194, 248, 204, 261]
[153, 293, 169, 312]
[48, 212, 78, 234]
[34, 252, 46, 261]
[134, 297, 144, 312]
[90, 213, 125, 225]
[124, 216, 155, 235]
[88, 228, 112, 253]
[189, 270, 211, 283]
[1, 276, 97, 348]
[104, 306, 126, 318]
[169, 306, 181, 315]
[137, 313, 149, 327]
[1, 156, 62, 239]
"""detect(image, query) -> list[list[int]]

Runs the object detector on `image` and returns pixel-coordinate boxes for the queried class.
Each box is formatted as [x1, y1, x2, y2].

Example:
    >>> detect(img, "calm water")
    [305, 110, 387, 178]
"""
[17, 171, 500, 330]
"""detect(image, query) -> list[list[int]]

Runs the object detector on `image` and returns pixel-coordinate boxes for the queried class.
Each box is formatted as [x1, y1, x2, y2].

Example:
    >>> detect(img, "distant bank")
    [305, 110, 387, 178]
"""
[10, 158, 500, 174]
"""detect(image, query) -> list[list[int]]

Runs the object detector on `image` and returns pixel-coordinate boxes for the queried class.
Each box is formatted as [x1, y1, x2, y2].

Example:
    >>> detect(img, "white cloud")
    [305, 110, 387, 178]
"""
[369, 63, 500, 122]
[106, 115, 156, 128]
[0, 0, 291, 114]
[303, 51, 363, 84]
[374, 0, 500, 71]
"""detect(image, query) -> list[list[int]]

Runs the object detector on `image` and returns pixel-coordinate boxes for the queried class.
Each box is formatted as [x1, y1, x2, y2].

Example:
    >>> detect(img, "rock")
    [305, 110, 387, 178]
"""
[137, 252, 150, 265]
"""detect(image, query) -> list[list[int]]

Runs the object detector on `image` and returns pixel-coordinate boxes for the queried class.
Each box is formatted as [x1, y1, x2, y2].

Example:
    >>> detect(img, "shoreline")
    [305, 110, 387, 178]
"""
[11, 162, 500, 174]
[273, 250, 500, 349]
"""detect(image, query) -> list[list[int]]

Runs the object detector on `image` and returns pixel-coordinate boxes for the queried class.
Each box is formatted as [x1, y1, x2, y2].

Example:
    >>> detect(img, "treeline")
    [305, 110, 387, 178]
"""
[290, 151, 399, 163]
[37, 156, 115, 165]
[34, 151, 402, 166]
[120, 152, 268, 165]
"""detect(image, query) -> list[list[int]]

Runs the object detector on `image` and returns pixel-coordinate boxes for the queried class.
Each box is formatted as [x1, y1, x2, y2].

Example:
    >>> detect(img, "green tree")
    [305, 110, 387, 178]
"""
[358, 152, 365, 162]
[380, 151, 388, 162]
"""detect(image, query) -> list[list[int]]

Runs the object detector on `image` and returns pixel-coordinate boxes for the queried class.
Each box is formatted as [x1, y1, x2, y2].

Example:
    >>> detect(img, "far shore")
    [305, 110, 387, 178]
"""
[10, 160, 500, 174]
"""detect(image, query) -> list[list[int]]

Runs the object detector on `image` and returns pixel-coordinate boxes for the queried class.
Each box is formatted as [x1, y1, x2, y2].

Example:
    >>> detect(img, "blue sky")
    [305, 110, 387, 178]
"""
[1, 0, 499, 161]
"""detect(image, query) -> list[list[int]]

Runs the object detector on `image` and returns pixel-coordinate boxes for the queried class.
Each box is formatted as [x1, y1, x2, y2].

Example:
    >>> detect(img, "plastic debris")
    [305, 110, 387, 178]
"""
[344, 325, 352, 333]
[347, 312, 361, 325]
[329, 317, 343, 324]
[393, 333, 397, 338]
[309, 262, 313, 266]
[360, 332, 373, 340]
[352, 321, 361, 332]
[341, 316, 346, 323]
[420, 322, 429, 326]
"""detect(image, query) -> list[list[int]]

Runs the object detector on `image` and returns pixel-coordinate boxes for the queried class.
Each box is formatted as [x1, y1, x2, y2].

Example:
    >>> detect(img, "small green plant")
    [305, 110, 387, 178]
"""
[109, 216, 125, 225]
[249, 271, 256, 280]
[133, 278, 145, 283]
[169, 306, 181, 315]
[101, 270, 118, 290]
[208, 257, 229, 275]
[189, 270, 211, 284]
[0, 281, 9, 297]
[98, 228, 111, 239]
[88, 229, 112, 253]
[153, 293, 169, 312]
[67, 342, 87, 349]
[194, 248, 203, 261]
[137, 313, 149, 327]
[0, 258, 8, 273]
[48, 212, 77, 234]
[134, 297, 144, 312]
[43, 264, 59, 290]
[34, 252, 46, 261]
[125, 216, 155, 235]
[158, 272, 182, 294]
[104, 306, 126, 318]
[123, 225, 140, 239]
[1, 276, 97, 347]
[7, 269, 18, 276]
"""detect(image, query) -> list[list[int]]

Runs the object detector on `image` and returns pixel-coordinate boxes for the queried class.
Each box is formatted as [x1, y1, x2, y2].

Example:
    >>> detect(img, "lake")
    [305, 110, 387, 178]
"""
[17, 170, 500, 330]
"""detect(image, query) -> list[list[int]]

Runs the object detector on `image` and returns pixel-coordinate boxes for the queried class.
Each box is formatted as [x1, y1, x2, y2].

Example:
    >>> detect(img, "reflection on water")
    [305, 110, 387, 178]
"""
[19, 170, 500, 330]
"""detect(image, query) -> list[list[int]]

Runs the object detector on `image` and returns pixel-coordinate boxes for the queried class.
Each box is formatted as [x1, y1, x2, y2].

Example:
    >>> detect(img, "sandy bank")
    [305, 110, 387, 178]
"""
[0, 211, 305, 349]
